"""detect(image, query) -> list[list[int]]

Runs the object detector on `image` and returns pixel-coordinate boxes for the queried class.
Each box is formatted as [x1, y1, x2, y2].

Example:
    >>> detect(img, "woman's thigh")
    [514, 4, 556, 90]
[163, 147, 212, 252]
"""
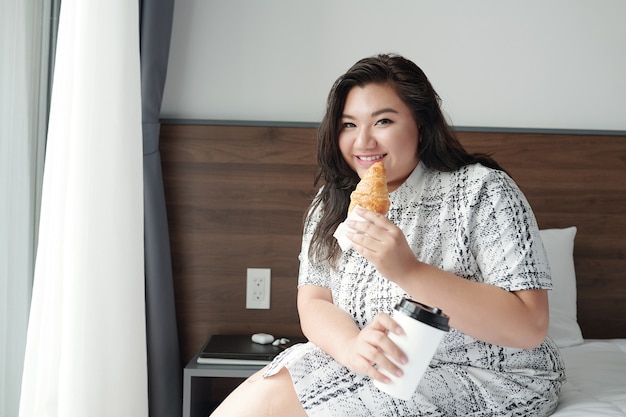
[210, 367, 308, 417]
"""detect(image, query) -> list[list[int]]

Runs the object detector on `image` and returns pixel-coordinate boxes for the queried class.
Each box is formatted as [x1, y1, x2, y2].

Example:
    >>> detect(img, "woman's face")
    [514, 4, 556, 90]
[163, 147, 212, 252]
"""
[338, 83, 420, 192]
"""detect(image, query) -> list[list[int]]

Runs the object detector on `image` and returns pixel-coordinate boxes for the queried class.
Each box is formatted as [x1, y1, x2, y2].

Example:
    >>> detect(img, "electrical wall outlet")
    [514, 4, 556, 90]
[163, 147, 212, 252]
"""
[246, 268, 271, 309]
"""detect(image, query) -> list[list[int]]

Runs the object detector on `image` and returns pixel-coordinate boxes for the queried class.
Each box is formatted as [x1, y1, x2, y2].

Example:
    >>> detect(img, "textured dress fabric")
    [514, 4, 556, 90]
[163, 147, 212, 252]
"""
[264, 162, 566, 417]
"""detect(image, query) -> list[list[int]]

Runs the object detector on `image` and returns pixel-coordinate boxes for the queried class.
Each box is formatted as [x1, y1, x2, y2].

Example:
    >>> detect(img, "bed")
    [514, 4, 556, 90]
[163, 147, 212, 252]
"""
[555, 340, 626, 415]
[159, 122, 626, 414]
[536, 226, 626, 415]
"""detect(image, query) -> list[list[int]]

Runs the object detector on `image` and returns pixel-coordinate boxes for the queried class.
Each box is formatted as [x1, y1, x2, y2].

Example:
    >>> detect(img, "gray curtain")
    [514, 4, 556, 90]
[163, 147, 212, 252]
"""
[139, 1, 181, 417]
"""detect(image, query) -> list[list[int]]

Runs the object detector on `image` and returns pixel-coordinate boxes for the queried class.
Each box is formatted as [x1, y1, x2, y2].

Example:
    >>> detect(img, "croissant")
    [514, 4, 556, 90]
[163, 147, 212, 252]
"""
[348, 162, 390, 215]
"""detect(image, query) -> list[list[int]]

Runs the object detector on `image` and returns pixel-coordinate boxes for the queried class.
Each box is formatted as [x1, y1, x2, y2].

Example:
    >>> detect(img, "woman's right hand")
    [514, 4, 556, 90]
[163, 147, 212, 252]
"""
[298, 286, 407, 383]
[341, 312, 408, 383]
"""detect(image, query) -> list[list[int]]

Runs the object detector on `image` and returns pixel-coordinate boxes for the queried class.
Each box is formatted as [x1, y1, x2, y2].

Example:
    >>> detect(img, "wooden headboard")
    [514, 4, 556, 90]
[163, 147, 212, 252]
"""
[159, 121, 626, 364]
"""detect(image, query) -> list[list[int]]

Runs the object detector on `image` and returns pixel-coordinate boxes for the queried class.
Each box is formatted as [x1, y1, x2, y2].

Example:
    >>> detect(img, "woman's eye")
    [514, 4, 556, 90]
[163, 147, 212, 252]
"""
[342, 122, 356, 129]
[376, 118, 392, 126]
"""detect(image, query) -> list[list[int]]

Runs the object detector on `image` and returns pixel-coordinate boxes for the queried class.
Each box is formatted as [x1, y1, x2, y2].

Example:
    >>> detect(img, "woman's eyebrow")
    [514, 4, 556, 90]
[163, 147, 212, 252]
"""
[372, 108, 399, 117]
[341, 108, 399, 119]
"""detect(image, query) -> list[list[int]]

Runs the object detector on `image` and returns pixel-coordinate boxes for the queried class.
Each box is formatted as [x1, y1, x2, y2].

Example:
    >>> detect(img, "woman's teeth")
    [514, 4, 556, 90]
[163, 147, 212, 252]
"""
[359, 155, 384, 162]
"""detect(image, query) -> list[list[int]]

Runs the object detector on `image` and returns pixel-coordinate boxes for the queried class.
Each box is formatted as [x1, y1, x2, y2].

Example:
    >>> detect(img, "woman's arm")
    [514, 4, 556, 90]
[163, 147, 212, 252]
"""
[396, 263, 548, 349]
[297, 284, 408, 382]
[346, 207, 549, 349]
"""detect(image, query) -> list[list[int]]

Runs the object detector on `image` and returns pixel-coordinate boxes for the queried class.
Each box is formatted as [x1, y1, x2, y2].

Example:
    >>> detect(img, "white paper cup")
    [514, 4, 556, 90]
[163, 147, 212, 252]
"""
[373, 298, 450, 400]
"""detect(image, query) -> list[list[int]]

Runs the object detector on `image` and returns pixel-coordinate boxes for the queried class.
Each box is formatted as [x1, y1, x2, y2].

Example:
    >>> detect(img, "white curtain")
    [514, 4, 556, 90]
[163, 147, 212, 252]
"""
[18, 1, 148, 416]
[1, 1, 52, 417]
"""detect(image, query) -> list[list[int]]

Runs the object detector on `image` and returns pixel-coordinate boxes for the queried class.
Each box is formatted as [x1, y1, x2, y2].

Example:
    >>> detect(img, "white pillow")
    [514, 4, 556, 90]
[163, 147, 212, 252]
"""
[540, 226, 584, 348]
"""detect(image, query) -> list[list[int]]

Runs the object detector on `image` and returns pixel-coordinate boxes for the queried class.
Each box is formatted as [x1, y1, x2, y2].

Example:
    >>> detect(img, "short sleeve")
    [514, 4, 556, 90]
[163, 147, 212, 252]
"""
[467, 169, 551, 292]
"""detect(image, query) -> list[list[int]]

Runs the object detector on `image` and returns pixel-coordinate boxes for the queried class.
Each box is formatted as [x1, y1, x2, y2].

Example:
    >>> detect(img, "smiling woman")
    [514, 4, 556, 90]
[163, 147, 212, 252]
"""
[209, 54, 565, 417]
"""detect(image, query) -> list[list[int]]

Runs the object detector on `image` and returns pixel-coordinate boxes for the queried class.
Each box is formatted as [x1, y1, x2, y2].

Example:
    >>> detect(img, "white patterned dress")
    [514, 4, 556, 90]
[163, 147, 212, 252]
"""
[264, 162, 565, 416]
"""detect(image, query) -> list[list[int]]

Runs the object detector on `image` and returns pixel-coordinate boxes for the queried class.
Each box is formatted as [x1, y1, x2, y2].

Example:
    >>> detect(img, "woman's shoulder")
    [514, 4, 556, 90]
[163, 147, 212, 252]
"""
[454, 162, 508, 180]
[421, 162, 512, 189]
[417, 163, 524, 210]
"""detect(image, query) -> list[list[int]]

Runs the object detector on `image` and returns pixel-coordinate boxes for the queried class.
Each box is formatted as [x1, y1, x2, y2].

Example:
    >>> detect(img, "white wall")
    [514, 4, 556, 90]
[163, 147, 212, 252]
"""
[161, 0, 626, 131]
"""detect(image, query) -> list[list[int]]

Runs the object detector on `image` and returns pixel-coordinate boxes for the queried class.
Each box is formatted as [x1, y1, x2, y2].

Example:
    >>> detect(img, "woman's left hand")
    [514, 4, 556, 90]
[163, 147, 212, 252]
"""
[346, 207, 420, 283]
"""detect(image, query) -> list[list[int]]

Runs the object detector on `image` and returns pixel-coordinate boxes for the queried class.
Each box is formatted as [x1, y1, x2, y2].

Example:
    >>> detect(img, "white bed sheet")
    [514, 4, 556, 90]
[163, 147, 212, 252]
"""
[551, 339, 626, 416]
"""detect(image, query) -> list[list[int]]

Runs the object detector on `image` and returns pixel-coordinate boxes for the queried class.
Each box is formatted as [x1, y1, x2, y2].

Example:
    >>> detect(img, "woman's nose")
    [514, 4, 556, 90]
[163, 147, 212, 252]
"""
[355, 127, 375, 148]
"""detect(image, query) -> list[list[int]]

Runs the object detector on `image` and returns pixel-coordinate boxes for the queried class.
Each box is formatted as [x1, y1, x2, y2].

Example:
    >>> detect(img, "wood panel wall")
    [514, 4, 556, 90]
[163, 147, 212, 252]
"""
[160, 123, 318, 365]
[160, 123, 626, 370]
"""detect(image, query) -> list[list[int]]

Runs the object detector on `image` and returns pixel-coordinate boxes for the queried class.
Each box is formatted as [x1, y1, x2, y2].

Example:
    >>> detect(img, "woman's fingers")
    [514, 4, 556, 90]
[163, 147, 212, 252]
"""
[346, 208, 388, 238]
[352, 313, 408, 382]
[371, 312, 405, 336]
[345, 208, 420, 283]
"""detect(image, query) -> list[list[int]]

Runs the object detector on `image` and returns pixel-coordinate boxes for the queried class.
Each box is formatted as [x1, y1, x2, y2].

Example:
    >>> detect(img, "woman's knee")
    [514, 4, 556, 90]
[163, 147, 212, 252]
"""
[211, 367, 306, 417]
[258, 368, 307, 416]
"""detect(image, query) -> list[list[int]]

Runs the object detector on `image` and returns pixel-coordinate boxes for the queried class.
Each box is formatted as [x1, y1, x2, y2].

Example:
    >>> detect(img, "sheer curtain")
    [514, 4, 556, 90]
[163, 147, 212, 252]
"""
[18, 1, 148, 416]
[1, 1, 54, 417]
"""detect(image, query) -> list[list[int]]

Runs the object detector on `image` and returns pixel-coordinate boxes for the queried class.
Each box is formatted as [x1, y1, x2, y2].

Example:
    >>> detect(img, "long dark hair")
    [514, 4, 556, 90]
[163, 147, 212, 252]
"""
[308, 53, 503, 266]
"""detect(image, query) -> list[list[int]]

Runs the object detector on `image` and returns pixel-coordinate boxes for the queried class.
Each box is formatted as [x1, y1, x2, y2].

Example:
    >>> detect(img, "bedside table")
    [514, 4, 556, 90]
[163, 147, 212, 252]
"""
[182, 351, 265, 417]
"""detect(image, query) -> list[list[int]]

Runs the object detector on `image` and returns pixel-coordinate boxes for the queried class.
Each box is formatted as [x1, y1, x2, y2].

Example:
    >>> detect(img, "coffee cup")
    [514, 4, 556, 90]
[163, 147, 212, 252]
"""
[373, 298, 449, 400]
